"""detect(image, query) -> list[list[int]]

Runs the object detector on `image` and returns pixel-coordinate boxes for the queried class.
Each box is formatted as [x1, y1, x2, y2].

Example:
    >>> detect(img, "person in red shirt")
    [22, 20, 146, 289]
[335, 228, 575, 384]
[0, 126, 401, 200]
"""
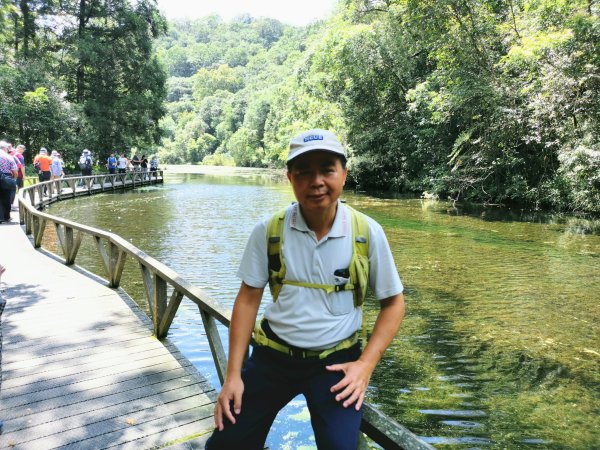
[15, 145, 26, 189]
[7, 145, 23, 207]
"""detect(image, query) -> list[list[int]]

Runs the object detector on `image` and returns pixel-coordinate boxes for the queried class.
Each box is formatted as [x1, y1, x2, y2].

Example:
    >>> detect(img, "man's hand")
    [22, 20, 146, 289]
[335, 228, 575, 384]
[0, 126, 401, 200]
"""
[327, 294, 405, 411]
[213, 282, 263, 431]
[326, 359, 375, 410]
[214, 376, 244, 430]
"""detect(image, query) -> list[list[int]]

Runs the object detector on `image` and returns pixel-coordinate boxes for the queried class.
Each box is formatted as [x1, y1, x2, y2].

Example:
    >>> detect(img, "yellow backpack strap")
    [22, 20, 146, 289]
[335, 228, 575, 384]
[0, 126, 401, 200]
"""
[347, 205, 370, 307]
[267, 207, 287, 301]
[282, 279, 355, 293]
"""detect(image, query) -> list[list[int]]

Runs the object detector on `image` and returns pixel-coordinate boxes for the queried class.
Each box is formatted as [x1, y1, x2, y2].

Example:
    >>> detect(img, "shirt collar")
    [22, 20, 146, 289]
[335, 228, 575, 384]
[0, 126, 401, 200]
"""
[289, 200, 349, 238]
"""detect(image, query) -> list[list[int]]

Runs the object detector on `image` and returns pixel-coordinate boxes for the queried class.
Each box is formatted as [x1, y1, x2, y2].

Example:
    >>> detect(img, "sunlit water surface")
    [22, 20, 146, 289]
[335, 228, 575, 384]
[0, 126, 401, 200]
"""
[46, 169, 600, 449]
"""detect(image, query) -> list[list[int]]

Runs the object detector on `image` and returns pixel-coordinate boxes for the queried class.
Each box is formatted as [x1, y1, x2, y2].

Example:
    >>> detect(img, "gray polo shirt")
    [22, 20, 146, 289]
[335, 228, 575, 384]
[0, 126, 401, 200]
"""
[238, 201, 403, 350]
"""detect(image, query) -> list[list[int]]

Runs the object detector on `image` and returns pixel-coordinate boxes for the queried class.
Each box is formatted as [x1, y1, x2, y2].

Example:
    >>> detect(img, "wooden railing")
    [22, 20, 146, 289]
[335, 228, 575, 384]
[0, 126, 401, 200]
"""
[16, 174, 435, 450]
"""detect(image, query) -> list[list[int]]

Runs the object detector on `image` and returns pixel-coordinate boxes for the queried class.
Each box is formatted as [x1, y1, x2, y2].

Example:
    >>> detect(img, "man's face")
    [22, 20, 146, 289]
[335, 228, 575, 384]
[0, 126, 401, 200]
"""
[287, 151, 347, 214]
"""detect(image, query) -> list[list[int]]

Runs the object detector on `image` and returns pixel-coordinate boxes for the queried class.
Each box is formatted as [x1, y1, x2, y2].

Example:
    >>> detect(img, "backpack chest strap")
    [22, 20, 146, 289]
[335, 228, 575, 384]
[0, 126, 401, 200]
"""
[282, 279, 355, 294]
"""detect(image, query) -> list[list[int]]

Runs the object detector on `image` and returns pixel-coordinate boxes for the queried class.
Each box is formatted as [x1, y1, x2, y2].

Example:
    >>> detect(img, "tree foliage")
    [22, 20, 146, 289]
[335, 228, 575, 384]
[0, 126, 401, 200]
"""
[0, 0, 167, 165]
[2, 1, 599, 213]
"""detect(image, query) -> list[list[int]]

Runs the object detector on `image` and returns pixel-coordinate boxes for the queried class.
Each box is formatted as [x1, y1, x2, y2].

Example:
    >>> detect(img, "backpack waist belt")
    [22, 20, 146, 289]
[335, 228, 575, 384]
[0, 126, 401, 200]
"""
[252, 320, 358, 359]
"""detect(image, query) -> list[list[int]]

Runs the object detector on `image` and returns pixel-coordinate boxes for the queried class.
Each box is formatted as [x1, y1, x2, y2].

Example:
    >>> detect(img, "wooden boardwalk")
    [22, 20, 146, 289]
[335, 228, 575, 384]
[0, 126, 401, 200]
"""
[0, 208, 217, 449]
[1, 173, 435, 450]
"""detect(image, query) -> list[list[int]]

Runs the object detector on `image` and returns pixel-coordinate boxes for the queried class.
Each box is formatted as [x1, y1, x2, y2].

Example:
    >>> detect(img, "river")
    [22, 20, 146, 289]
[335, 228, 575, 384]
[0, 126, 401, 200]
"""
[46, 167, 600, 449]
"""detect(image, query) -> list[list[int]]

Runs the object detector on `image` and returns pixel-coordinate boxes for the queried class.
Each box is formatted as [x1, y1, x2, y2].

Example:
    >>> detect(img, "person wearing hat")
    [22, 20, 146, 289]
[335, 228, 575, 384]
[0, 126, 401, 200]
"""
[206, 129, 405, 449]
[50, 150, 64, 181]
[78, 149, 93, 182]
[33, 147, 53, 188]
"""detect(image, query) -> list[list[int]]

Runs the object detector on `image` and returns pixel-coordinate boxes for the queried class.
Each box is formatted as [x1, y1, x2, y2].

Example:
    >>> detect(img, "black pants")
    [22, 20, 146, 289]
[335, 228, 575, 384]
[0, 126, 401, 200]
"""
[0, 181, 14, 221]
[38, 171, 51, 183]
[38, 171, 51, 194]
[205, 343, 363, 450]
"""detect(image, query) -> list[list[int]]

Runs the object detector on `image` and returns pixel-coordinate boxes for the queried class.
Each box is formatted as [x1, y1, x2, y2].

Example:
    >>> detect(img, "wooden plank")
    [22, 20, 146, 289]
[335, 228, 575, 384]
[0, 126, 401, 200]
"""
[2, 365, 207, 411]
[0, 206, 216, 450]
[25, 404, 215, 450]
[4, 386, 215, 447]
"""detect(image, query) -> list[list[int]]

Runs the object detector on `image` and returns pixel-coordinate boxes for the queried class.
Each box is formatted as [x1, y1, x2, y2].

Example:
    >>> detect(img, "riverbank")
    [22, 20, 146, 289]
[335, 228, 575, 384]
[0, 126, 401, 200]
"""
[164, 164, 286, 177]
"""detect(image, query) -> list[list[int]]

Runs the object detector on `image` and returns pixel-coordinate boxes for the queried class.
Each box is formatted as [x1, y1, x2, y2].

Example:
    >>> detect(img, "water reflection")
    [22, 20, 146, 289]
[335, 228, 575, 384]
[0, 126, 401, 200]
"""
[46, 170, 600, 449]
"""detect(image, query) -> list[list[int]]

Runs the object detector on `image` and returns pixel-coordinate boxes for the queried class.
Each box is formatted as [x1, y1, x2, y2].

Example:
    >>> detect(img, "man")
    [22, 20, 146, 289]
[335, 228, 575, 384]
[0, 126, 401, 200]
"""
[149, 155, 158, 173]
[0, 141, 18, 223]
[107, 152, 117, 174]
[131, 153, 140, 171]
[206, 129, 405, 449]
[117, 153, 128, 173]
[50, 150, 64, 180]
[33, 147, 52, 194]
[79, 149, 93, 178]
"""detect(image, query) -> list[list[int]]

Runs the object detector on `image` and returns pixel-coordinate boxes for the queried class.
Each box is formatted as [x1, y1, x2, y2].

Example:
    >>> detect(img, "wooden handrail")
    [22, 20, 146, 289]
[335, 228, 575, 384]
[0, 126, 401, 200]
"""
[16, 173, 434, 450]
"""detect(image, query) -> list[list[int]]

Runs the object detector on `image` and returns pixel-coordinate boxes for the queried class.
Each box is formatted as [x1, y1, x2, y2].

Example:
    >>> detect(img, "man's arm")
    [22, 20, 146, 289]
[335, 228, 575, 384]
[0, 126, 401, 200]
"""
[327, 292, 405, 410]
[214, 282, 263, 430]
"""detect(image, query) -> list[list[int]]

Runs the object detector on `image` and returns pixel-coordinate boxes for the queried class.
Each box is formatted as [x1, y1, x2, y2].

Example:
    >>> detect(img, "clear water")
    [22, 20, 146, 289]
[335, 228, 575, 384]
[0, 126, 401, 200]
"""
[46, 169, 600, 449]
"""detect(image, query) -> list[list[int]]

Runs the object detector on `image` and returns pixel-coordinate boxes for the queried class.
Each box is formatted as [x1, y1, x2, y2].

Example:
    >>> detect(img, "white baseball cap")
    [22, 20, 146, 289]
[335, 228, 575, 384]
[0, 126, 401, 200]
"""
[287, 129, 346, 162]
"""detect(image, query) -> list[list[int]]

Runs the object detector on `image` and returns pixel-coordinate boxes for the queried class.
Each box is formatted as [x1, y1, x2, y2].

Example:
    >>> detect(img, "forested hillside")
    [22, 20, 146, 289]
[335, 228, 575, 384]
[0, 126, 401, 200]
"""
[2, 1, 599, 213]
[155, 15, 333, 167]
[157, 1, 600, 214]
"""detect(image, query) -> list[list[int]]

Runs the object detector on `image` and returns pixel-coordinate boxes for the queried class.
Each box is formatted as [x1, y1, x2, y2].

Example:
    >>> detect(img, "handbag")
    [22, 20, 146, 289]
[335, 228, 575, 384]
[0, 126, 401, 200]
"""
[0, 172, 17, 191]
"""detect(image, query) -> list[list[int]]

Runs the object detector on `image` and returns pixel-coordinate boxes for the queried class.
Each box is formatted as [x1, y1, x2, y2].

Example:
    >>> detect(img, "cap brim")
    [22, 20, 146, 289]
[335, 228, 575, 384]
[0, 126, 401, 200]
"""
[287, 145, 346, 162]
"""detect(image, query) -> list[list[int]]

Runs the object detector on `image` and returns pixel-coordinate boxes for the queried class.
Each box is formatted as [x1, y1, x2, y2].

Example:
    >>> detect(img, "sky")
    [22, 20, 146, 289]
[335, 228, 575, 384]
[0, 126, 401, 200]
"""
[155, 0, 338, 26]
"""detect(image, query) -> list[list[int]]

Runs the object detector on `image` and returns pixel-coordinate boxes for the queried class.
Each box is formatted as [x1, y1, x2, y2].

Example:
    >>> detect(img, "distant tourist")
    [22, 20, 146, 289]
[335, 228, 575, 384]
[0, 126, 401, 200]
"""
[33, 147, 52, 184]
[14, 145, 26, 190]
[150, 155, 158, 173]
[131, 154, 140, 171]
[140, 154, 148, 179]
[7, 144, 22, 207]
[117, 153, 128, 173]
[79, 149, 93, 177]
[107, 152, 117, 174]
[0, 141, 18, 223]
[78, 149, 93, 187]
[50, 150, 64, 180]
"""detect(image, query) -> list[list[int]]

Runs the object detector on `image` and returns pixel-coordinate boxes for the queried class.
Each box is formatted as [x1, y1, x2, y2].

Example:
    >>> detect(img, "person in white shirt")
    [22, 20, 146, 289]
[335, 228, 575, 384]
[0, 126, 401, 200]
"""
[117, 153, 128, 173]
[206, 129, 405, 450]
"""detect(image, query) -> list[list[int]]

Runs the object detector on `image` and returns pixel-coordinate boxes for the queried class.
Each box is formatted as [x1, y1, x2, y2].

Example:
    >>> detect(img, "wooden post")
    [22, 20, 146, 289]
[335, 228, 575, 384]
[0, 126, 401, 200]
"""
[56, 225, 83, 265]
[199, 308, 228, 385]
[158, 289, 184, 339]
[153, 274, 167, 336]
[95, 237, 127, 287]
